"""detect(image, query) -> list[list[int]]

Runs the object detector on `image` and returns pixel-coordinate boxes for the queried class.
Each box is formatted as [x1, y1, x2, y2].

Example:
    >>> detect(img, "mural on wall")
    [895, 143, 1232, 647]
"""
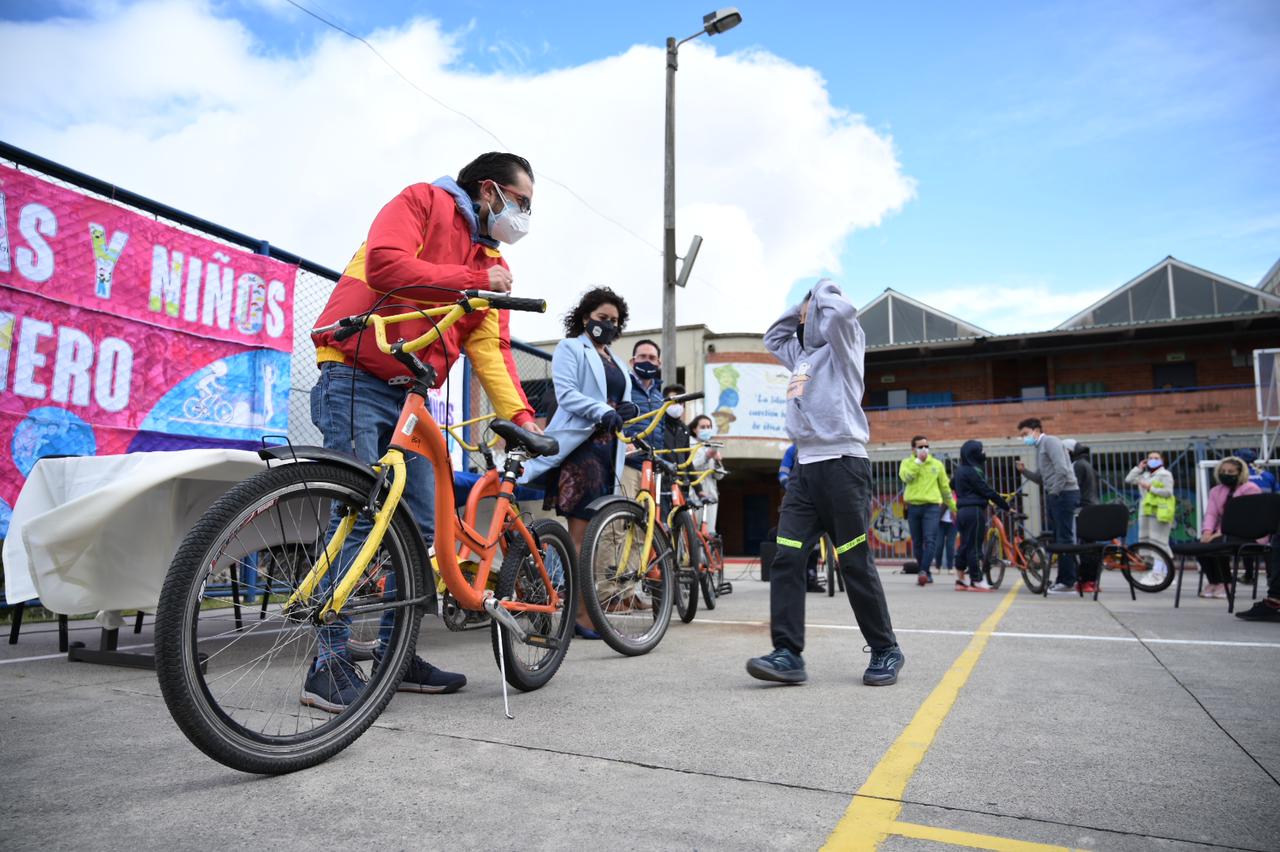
[706, 361, 791, 437]
[0, 164, 296, 537]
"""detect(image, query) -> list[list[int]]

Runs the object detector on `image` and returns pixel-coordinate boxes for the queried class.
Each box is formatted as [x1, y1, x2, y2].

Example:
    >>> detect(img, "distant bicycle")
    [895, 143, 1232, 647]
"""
[981, 492, 1048, 593]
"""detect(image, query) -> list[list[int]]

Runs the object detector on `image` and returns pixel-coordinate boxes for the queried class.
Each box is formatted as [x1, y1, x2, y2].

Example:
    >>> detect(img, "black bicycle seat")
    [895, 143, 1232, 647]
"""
[489, 419, 558, 458]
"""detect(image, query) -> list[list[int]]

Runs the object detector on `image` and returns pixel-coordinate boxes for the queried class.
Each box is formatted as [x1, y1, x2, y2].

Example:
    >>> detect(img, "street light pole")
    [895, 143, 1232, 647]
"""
[661, 8, 742, 385]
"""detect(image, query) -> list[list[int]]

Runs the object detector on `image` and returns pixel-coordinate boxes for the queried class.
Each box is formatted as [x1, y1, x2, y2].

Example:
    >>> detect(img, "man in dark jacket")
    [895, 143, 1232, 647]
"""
[1063, 439, 1101, 593]
[953, 440, 1009, 591]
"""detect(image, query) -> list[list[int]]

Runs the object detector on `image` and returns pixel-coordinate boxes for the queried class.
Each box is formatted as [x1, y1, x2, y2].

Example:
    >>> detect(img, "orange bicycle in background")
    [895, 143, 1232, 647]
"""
[981, 491, 1049, 593]
[155, 290, 573, 775]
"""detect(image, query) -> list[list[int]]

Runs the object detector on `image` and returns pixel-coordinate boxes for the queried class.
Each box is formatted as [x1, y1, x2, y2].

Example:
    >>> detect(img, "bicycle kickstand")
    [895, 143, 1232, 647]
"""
[487, 600, 515, 721]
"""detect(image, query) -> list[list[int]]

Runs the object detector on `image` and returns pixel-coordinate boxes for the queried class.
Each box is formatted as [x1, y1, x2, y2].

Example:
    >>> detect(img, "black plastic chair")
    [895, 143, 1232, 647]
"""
[1170, 493, 1280, 613]
[1042, 503, 1131, 601]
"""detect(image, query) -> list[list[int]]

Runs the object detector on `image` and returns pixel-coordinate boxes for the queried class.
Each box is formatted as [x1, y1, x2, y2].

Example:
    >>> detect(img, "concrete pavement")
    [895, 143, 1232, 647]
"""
[2, 563, 1277, 850]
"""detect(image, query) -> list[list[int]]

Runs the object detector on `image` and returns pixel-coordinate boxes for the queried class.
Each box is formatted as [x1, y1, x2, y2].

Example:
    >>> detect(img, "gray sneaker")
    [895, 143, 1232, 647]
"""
[1046, 582, 1077, 595]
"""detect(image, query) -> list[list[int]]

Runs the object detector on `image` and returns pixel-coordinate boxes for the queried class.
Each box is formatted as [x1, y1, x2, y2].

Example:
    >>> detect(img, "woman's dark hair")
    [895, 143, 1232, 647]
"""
[563, 287, 629, 338]
[691, 414, 713, 431]
[457, 152, 534, 199]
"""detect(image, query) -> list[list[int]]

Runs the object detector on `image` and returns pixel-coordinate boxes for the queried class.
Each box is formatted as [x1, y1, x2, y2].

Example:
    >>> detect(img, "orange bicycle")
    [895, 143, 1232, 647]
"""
[684, 464, 731, 608]
[155, 290, 572, 774]
[980, 491, 1049, 593]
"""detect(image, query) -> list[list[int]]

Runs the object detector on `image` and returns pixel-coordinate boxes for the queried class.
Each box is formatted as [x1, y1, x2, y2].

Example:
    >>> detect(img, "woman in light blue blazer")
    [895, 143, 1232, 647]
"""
[522, 287, 634, 534]
[521, 287, 634, 635]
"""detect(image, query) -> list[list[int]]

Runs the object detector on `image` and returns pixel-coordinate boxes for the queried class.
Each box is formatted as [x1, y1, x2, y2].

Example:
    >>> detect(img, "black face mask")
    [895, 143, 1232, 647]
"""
[796, 323, 806, 349]
[1217, 472, 1239, 488]
[633, 361, 660, 381]
[586, 318, 619, 345]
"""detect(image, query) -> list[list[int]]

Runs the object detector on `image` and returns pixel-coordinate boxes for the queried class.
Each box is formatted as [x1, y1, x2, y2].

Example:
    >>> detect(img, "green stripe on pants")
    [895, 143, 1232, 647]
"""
[836, 533, 866, 554]
[777, 536, 804, 549]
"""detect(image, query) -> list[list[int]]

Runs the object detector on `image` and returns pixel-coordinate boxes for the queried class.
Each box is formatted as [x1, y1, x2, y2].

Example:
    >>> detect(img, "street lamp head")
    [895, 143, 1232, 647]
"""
[702, 8, 743, 36]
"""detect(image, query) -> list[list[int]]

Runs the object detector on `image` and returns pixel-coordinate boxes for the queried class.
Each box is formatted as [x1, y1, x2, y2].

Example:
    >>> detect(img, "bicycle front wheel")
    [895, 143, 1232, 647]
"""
[1121, 542, 1174, 593]
[981, 530, 1006, 589]
[155, 461, 427, 774]
[490, 519, 575, 690]
[579, 501, 675, 655]
[1019, 540, 1048, 594]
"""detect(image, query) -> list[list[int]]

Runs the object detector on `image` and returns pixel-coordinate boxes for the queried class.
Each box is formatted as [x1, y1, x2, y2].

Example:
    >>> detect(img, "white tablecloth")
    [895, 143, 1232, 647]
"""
[2, 450, 268, 614]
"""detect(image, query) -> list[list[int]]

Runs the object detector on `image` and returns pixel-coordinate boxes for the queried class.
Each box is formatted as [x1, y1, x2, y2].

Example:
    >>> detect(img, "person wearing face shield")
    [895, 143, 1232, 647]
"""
[1125, 450, 1176, 565]
[302, 153, 540, 710]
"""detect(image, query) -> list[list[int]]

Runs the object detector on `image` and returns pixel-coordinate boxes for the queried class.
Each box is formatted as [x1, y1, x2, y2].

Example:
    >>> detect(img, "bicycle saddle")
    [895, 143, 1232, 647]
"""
[489, 418, 559, 458]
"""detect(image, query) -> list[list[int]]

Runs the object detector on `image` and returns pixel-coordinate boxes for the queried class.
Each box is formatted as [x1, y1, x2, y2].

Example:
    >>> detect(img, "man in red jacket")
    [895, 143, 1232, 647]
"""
[302, 152, 541, 713]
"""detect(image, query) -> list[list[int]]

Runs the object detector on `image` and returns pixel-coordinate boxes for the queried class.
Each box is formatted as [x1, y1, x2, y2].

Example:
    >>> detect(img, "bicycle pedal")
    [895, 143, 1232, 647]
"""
[717, 582, 733, 595]
[522, 633, 562, 651]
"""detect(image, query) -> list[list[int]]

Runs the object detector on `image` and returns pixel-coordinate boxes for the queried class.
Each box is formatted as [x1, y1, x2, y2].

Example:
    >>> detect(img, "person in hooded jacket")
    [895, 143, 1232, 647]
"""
[1197, 456, 1263, 599]
[1064, 439, 1101, 593]
[952, 440, 1010, 591]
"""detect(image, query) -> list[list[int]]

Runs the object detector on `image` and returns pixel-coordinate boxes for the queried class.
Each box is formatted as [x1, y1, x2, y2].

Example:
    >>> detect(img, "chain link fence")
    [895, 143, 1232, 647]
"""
[861, 437, 1259, 563]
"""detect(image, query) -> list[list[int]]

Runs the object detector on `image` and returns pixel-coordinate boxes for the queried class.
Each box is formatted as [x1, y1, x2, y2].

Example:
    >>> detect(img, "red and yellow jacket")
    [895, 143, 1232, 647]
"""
[312, 181, 534, 427]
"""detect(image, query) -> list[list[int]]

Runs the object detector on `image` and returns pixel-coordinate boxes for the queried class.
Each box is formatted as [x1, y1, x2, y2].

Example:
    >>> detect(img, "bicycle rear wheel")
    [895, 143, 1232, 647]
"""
[981, 530, 1006, 589]
[579, 501, 675, 655]
[1120, 542, 1174, 593]
[1019, 540, 1048, 594]
[490, 519, 575, 690]
[708, 535, 729, 595]
[155, 461, 426, 774]
[681, 515, 716, 610]
[672, 513, 700, 623]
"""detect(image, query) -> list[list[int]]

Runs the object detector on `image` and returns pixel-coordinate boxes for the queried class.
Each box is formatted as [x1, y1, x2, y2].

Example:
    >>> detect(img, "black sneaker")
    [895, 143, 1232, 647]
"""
[374, 649, 467, 694]
[300, 655, 367, 713]
[1235, 600, 1280, 622]
[398, 655, 467, 694]
[863, 645, 905, 686]
[746, 647, 807, 684]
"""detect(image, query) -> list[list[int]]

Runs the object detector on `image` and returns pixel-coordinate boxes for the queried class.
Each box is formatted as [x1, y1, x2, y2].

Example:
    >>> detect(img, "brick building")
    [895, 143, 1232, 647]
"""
[532, 257, 1280, 556]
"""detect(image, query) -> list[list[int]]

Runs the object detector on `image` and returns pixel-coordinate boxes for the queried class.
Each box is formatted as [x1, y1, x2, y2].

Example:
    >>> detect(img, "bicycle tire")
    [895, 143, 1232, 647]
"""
[681, 514, 716, 610]
[672, 513, 700, 623]
[981, 529, 1006, 589]
[1019, 540, 1048, 594]
[1120, 542, 1175, 593]
[579, 501, 675, 655]
[820, 535, 838, 597]
[489, 519, 575, 690]
[708, 536, 727, 594]
[155, 461, 426, 774]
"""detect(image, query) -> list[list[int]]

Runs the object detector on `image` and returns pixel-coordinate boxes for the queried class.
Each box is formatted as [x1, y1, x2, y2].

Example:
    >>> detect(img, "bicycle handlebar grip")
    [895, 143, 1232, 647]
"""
[671, 391, 704, 404]
[479, 294, 547, 313]
[333, 323, 365, 342]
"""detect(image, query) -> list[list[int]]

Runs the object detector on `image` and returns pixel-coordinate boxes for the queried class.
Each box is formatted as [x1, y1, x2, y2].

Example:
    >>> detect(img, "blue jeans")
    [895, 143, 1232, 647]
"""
[1046, 490, 1081, 586]
[310, 363, 436, 664]
[933, 520, 956, 571]
[907, 503, 942, 577]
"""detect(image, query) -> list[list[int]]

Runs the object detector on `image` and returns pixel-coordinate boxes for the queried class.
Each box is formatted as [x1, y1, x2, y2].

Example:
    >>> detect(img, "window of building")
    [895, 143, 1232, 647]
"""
[1153, 362, 1197, 390]
[860, 301, 890, 346]
[1130, 270, 1171, 321]
[1171, 266, 1215, 317]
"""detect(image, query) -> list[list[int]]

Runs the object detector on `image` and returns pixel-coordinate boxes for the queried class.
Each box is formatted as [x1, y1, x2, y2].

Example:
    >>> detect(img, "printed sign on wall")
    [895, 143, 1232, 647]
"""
[0, 164, 297, 536]
[704, 360, 792, 437]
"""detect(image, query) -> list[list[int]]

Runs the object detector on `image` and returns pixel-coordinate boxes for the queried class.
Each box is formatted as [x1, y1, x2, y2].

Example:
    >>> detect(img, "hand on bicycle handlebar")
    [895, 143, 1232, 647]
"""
[599, 410, 624, 432]
[487, 267, 513, 292]
[615, 401, 639, 421]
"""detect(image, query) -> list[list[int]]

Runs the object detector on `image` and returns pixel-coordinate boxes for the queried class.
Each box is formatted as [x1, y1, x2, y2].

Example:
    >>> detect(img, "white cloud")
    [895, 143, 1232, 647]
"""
[924, 282, 1113, 335]
[0, 0, 916, 347]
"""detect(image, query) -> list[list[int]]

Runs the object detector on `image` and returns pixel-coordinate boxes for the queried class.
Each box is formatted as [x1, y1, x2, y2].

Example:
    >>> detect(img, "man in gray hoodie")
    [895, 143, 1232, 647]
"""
[746, 281, 904, 687]
[1016, 418, 1081, 594]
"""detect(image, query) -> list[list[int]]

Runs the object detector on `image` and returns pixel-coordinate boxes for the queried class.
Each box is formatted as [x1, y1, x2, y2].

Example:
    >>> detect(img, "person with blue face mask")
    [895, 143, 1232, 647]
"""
[1125, 451, 1176, 573]
[1015, 417, 1081, 595]
[688, 414, 725, 534]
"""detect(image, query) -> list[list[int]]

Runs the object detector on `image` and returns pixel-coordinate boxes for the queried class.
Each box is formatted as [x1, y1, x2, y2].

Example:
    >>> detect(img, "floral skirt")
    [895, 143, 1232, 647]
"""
[545, 430, 617, 520]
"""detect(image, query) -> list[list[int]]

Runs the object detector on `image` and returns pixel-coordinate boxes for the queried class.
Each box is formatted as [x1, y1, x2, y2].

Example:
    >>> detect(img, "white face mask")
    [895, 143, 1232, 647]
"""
[666, 403, 684, 419]
[487, 184, 531, 244]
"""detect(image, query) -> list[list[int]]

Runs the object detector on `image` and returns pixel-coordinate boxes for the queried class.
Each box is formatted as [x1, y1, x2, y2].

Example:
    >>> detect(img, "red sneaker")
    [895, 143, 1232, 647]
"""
[917, 573, 928, 586]
[1081, 581, 1098, 594]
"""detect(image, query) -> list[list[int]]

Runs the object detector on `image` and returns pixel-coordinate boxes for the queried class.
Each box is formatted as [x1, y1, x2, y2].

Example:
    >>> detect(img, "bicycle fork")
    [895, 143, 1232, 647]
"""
[285, 450, 408, 623]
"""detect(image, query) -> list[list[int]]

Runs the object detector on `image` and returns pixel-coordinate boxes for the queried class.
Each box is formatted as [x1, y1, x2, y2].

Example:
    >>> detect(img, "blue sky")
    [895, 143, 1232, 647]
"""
[2, 0, 1277, 335]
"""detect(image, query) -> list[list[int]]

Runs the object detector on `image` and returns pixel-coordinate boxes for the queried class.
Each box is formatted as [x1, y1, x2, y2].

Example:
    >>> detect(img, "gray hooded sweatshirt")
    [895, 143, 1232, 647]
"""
[764, 280, 870, 463]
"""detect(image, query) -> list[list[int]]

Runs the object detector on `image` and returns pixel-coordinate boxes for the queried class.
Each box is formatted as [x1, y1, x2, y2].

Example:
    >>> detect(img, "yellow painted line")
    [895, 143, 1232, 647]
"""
[823, 582, 1021, 851]
[889, 821, 1073, 851]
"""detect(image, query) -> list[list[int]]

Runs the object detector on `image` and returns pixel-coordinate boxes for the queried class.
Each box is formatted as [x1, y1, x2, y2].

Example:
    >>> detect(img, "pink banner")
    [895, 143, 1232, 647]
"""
[0, 164, 298, 537]
[0, 164, 294, 350]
